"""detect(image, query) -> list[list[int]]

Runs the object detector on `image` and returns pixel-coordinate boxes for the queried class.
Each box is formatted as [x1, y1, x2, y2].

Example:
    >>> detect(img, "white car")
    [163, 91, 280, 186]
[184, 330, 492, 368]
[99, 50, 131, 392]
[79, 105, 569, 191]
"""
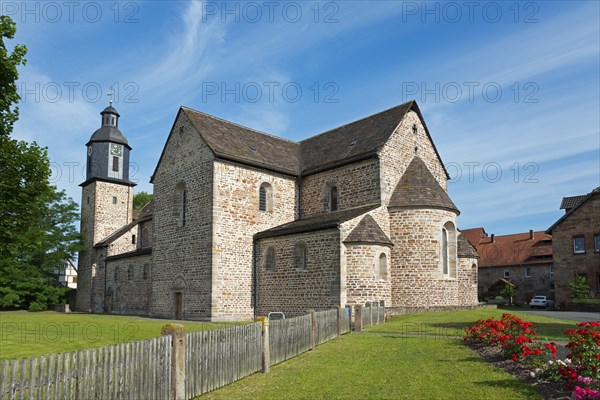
[529, 296, 554, 309]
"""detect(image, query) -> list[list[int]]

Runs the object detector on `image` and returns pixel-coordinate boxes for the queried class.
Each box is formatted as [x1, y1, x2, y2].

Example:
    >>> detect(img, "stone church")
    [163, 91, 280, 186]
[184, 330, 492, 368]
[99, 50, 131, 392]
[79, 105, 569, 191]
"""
[76, 100, 479, 321]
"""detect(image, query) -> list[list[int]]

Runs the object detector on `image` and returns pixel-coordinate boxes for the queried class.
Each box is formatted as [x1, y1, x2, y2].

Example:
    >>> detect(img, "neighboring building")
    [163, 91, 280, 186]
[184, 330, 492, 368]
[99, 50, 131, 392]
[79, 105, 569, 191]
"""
[547, 187, 600, 306]
[76, 100, 479, 321]
[54, 259, 78, 289]
[462, 228, 553, 303]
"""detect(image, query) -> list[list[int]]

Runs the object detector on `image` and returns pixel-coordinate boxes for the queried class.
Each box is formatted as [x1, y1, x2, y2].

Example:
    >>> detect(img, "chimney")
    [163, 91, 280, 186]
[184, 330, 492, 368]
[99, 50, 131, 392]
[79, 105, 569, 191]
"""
[529, 230, 534, 240]
[491, 234, 495, 243]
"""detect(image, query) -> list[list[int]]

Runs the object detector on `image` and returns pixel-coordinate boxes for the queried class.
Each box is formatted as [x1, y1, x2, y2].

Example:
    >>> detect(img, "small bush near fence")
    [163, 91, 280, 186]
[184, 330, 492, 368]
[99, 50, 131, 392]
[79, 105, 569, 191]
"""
[1, 303, 385, 400]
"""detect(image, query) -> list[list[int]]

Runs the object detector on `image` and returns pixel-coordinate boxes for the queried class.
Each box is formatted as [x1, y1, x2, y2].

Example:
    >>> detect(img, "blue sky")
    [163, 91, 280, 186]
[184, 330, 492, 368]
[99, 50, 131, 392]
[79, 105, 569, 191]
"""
[6, 0, 600, 236]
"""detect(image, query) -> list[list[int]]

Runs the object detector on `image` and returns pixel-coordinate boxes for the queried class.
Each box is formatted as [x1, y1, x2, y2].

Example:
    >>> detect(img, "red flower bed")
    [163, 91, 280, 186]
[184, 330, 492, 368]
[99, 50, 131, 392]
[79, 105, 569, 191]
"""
[463, 313, 555, 367]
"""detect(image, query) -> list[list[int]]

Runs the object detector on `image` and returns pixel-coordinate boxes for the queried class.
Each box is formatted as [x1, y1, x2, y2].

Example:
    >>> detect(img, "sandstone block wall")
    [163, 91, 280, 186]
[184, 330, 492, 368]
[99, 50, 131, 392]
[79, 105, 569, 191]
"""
[255, 229, 341, 317]
[458, 257, 479, 305]
[77, 180, 133, 312]
[212, 160, 297, 321]
[478, 264, 554, 303]
[378, 110, 447, 207]
[551, 195, 600, 305]
[389, 209, 463, 307]
[151, 113, 215, 320]
[344, 243, 392, 307]
[300, 158, 380, 217]
[105, 254, 152, 315]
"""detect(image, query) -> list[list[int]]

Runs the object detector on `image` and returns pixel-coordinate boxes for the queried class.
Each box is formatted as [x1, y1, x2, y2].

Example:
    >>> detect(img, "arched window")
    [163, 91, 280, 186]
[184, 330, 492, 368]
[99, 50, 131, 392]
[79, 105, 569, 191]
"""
[259, 183, 273, 212]
[175, 182, 187, 227]
[441, 228, 449, 275]
[294, 242, 307, 270]
[441, 221, 457, 278]
[128, 265, 134, 281]
[265, 247, 276, 271]
[329, 186, 338, 211]
[378, 253, 388, 280]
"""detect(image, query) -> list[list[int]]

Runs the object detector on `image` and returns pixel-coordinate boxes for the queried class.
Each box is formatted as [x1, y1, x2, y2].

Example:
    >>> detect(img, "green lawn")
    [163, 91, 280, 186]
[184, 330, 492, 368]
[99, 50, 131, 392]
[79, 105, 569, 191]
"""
[198, 308, 581, 399]
[0, 311, 243, 360]
[199, 335, 541, 400]
[365, 308, 576, 341]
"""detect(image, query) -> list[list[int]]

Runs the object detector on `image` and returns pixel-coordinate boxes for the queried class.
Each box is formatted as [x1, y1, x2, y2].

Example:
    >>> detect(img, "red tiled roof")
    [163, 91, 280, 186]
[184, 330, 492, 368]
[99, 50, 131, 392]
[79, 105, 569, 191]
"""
[466, 230, 552, 268]
[460, 227, 487, 247]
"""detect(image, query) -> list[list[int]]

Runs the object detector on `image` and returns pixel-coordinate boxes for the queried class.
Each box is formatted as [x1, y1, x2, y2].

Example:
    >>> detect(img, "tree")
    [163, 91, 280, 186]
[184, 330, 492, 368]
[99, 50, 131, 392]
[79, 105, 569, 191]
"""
[1, 16, 27, 137]
[0, 17, 82, 310]
[501, 283, 517, 306]
[569, 275, 590, 300]
[133, 191, 153, 210]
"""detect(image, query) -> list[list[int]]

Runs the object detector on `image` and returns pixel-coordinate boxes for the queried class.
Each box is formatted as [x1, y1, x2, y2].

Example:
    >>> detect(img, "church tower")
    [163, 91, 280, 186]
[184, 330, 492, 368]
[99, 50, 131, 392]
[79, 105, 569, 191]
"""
[76, 102, 135, 312]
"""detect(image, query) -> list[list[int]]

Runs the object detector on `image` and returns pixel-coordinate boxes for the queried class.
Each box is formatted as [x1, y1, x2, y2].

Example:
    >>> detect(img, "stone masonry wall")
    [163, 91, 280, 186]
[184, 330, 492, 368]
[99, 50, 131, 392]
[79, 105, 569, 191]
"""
[458, 257, 479, 306]
[552, 194, 600, 305]
[151, 112, 215, 320]
[212, 160, 297, 321]
[478, 264, 554, 303]
[378, 110, 448, 207]
[105, 254, 152, 315]
[300, 158, 380, 217]
[77, 180, 133, 312]
[344, 243, 392, 307]
[255, 229, 341, 317]
[389, 209, 464, 307]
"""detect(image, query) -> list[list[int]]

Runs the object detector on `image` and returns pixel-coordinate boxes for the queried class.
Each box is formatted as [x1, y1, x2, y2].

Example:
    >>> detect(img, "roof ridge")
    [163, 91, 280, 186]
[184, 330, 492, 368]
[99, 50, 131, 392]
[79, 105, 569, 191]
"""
[181, 106, 299, 145]
[299, 100, 414, 144]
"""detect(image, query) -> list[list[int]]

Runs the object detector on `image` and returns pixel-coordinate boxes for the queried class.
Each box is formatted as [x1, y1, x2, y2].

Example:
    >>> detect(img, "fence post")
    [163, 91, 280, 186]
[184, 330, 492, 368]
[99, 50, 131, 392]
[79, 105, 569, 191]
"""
[161, 324, 185, 400]
[335, 305, 342, 337]
[256, 316, 270, 373]
[354, 305, 362, 332]
[380, 300, 385, 323]
[309, 309, 316, 350]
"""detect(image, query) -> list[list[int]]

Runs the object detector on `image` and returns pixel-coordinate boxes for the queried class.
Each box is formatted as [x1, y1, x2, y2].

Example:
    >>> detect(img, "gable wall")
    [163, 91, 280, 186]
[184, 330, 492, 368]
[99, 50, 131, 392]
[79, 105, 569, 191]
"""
[212, 160, 297, 321]
[151, 112, 215, 320]
[379, 110, 448, 207]
[300, 158, 380, 218]
[551, 195, 600, 305]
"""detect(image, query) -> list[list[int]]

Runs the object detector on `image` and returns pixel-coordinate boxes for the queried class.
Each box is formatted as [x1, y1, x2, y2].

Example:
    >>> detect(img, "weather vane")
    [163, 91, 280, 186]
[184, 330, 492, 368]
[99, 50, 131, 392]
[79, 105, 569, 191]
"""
[107, 89, 114, 106]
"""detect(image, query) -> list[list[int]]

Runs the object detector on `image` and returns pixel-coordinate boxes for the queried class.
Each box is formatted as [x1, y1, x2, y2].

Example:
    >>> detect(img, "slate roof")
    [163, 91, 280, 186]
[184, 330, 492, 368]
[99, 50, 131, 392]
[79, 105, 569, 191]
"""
[152, 100, 450, 181]
[470, 231, 552, 268]
[255, 205, 378, 239]
[300, 102, 413, 174]
[343, 215, 393, 245]
[457, 233, 479, 258]
[388, 156, 459, 213]
[560, 195, 588, 210]
[88, 105, 129, 147]
[547, 187, 600, 234]
[138, 199, 154, 219]
[88, 126, 129, 147]
[182, 107, 301, 175]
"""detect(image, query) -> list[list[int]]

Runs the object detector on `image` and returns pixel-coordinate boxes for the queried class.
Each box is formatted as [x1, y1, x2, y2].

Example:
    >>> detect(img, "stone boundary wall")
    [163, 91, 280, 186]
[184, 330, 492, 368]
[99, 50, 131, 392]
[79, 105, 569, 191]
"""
[385, 303, 496, 319]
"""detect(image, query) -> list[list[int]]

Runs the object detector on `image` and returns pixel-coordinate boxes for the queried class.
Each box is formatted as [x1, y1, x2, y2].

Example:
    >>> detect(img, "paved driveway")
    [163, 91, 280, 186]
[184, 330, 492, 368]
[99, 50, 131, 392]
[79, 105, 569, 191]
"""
[519, 309, 599, 322]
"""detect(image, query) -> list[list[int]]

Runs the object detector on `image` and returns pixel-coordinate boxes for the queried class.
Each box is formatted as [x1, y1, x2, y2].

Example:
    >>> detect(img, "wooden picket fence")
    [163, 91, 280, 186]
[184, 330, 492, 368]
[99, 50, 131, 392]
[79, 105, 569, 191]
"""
[0, 336, 171, 400]
[1, 303, 383, 399]
[269, 314, 312, 366]
[184, 322, 262, 399]
[360, 302, 385, 330]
